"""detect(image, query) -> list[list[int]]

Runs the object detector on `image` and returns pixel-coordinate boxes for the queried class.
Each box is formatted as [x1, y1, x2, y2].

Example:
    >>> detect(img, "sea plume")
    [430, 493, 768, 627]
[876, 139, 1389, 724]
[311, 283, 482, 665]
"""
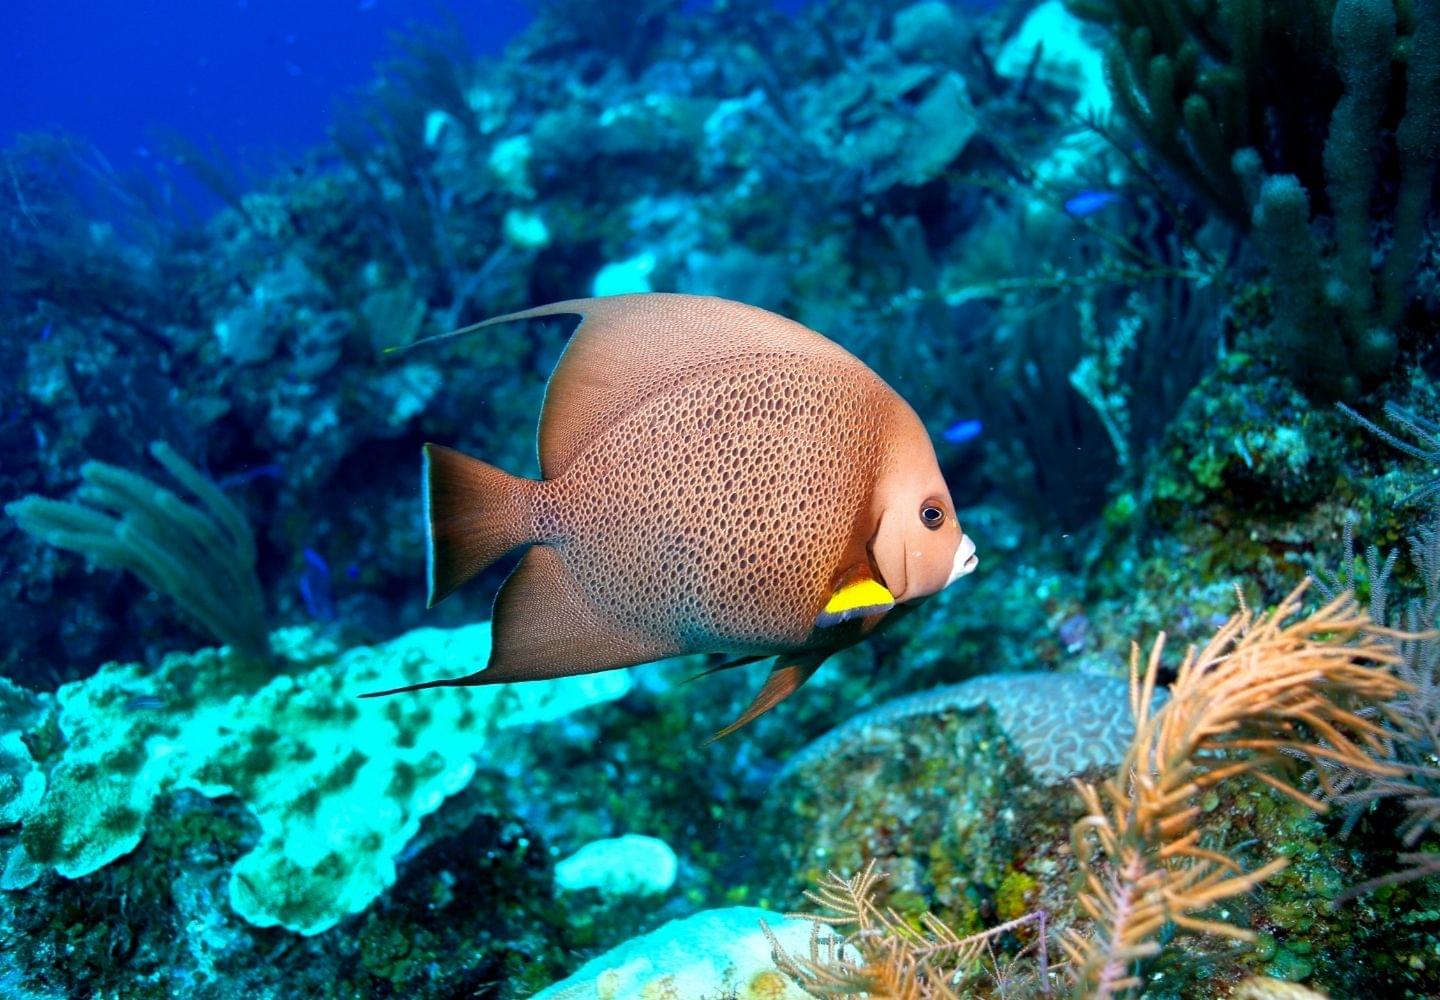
[1062, 582, 1407, 997]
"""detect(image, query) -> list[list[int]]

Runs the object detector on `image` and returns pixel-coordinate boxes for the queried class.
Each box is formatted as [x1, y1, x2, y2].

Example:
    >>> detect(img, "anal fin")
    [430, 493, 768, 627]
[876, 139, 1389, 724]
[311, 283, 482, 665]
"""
[363, 545, 677, 696]
[485, 545, 679, 683]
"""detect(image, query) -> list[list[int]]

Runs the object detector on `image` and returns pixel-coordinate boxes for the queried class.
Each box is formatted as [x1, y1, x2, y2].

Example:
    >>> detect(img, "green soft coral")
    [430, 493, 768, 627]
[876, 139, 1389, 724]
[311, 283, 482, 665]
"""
[1070, 0, 1440, 399]
[1, 623, 630, 934]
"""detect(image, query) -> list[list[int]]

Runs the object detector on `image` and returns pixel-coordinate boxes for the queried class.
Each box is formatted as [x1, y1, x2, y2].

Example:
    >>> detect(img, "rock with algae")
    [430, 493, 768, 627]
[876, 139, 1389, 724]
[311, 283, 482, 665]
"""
[755, 672, 1166, 936]
[0, 623, 630, 935]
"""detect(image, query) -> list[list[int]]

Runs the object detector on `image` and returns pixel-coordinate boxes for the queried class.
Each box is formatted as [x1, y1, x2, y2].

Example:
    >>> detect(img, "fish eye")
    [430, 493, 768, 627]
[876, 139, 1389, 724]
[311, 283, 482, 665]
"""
[919, 501, 945, 530]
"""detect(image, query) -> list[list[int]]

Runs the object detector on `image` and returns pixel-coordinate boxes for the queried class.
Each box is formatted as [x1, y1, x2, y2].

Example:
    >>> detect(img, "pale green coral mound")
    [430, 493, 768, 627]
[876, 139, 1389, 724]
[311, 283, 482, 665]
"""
[0, 678, 52, 826]
[997, 1, 1110, 116]
[534, 906, 822, 1000]
[554, 833, 678, 897]
[0, 623, 630, 935]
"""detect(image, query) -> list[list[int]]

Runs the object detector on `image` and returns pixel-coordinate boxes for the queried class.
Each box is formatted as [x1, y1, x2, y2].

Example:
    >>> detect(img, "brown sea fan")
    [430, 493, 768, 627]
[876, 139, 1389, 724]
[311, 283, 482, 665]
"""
[1063, 583, 1408, 998]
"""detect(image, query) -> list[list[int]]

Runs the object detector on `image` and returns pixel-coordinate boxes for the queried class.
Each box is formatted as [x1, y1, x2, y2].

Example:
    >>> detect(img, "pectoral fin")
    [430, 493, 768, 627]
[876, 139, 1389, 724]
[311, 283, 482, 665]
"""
[816, 577, 895, 628]
[703, 652, 828, 745]
[680, 654, 768, 686]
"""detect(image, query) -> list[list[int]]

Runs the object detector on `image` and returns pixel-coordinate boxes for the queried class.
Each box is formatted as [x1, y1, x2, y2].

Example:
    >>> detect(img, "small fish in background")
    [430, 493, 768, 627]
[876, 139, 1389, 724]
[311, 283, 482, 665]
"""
[216, 463, 283, 491]
[367, 293, 979, 741]
[39, 323, 52, 342]
[942, 418, 983, 445]
[123, 694, 166, 712]
[1063, 190, 1121, 216]
[299, 547, 337, 622]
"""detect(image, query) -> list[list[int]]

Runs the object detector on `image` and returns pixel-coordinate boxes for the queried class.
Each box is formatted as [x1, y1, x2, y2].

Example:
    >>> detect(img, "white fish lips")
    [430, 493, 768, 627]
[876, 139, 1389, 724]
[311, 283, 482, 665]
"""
[947, 534, 978, 585]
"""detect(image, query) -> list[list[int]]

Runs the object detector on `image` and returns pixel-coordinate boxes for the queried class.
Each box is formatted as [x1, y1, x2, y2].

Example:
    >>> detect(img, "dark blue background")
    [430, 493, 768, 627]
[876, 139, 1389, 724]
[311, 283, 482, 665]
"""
[2, 0, 536, 177]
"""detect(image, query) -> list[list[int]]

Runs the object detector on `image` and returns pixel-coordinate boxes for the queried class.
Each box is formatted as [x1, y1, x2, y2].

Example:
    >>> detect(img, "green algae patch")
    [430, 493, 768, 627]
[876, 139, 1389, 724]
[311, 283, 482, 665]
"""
[995, 868, 1038, 923]
[1, 623, 630, 934]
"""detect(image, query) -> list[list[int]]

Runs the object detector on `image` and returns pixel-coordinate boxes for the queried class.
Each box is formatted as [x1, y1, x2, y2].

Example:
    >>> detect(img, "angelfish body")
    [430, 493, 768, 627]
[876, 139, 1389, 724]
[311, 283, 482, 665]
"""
[373, 293, 978, 739]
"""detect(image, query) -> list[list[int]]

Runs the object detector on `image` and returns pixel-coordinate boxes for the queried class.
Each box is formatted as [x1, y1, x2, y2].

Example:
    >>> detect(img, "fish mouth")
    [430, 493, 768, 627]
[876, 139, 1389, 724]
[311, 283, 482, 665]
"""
[947, 535, 978, 585]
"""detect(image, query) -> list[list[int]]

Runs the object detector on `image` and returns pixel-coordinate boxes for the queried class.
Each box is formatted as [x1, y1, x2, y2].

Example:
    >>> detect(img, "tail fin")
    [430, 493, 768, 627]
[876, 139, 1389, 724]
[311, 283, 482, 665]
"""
[423, 443, 536, 607]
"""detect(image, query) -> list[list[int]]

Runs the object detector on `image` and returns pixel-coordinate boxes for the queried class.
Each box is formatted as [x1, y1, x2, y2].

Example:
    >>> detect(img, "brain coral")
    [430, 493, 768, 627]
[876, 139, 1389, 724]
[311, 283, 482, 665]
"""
[776, 671, 1163, 786]
[0, 623, 630, 934]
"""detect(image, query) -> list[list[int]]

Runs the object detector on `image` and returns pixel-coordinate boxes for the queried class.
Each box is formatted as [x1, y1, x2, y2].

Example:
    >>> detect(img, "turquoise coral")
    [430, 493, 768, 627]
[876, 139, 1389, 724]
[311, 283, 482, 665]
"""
[534, 906, 821, 1000]
[0, 679, 51, 827]
[0, 623, 630, 934]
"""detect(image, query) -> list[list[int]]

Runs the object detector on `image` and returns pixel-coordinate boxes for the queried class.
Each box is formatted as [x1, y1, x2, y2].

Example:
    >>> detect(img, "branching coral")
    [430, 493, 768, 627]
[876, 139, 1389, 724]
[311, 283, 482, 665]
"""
[1312, 409, 1440, 894]
[5, 441, 270, 665]
[1062, 584, 1406, 997]
[1336, 400, 1440, 505]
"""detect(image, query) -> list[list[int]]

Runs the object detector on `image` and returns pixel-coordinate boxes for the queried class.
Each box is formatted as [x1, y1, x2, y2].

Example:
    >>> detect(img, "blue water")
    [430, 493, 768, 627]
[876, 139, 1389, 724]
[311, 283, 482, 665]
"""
[2, 1, 534, 185]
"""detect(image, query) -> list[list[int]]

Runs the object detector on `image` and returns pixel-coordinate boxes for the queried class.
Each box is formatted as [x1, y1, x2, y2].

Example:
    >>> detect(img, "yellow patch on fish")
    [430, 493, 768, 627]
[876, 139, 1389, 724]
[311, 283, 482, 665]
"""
[816, 578, 895, 627]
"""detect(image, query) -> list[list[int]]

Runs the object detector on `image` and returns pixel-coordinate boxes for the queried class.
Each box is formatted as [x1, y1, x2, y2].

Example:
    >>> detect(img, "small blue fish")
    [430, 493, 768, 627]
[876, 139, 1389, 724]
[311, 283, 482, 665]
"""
[943, 418, 983, 444]
[300, 547, 337, 622]
[1063, 191, 1120, 216]
[217, 464, 283, 490]
[39, 323, 51, 342]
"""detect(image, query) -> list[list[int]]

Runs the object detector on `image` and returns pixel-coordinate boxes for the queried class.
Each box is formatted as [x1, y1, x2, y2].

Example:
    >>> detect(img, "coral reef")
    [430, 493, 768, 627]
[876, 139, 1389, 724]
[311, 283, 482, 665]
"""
[1062, 586, 1403, 995]
[765, 586, 1427, 999]
[3, 0, 1440, 995]
[537, 907, 822, 1000]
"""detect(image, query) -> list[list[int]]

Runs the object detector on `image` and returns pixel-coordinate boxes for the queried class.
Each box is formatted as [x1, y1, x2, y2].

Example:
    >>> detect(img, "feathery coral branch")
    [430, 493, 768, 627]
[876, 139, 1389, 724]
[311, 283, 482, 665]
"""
[765, 859, 1052, 999]
[1063, 582, 1407, 998]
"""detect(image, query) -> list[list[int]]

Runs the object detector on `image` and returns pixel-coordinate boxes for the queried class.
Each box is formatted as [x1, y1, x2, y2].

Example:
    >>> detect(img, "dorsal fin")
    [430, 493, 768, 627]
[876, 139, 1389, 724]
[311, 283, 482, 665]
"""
[429, 294, 865, 478]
